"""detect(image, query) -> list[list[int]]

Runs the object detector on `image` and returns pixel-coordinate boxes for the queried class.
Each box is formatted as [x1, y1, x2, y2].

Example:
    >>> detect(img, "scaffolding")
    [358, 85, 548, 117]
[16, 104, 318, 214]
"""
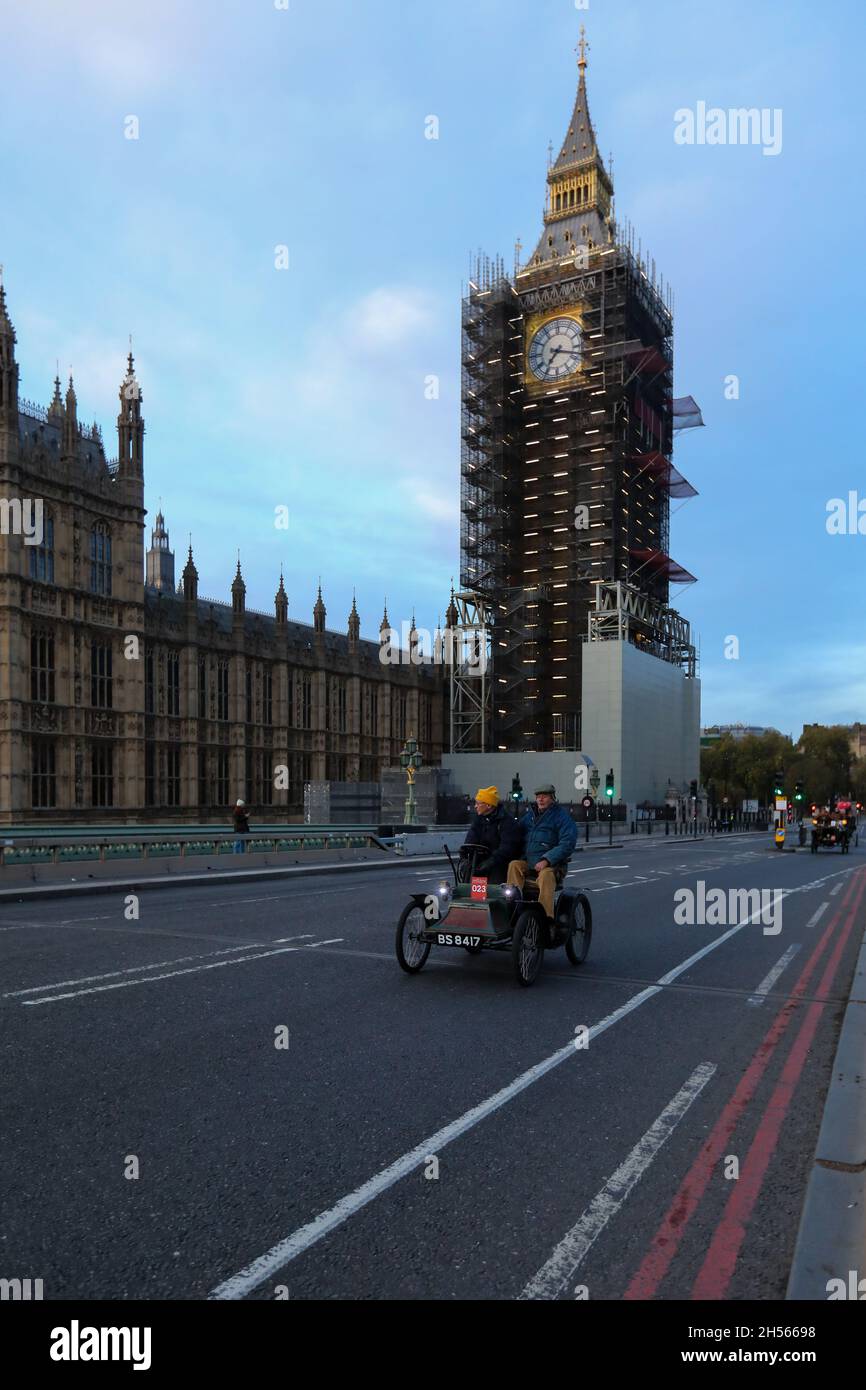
[460, 232, 699, 752]
[585, 579, 697, 678]
[448, 590, 494, 754]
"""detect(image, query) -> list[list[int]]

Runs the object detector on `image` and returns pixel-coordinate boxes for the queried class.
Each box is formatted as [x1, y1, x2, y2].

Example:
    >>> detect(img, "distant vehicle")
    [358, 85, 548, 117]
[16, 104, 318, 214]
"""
[810, 806, 857, 854]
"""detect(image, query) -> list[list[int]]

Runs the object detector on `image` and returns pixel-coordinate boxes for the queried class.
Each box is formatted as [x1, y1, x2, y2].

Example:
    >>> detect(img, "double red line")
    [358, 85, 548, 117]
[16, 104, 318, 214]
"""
[625, 868, 866, 1301]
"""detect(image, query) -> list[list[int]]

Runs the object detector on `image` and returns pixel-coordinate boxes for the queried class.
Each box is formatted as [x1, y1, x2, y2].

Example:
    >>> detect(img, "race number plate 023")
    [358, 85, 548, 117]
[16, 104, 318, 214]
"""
[436, 934, 482, 948]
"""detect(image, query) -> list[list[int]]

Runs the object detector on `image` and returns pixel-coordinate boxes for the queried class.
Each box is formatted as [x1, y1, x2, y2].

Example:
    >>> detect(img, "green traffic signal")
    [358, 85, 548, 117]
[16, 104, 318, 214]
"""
[605, 770, 615, 799]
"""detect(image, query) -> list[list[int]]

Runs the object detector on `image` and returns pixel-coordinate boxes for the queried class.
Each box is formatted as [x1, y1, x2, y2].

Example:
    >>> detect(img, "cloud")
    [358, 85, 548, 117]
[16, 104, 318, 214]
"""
[352, 288, 436, 351]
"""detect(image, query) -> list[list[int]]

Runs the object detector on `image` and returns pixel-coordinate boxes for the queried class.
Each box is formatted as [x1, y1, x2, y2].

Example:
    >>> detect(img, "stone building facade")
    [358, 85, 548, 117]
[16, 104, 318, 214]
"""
[0, 283, 443, 824]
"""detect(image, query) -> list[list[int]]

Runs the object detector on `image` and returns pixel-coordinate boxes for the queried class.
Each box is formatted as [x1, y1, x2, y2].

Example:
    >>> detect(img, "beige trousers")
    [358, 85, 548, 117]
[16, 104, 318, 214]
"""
[507, 860, 557, 919]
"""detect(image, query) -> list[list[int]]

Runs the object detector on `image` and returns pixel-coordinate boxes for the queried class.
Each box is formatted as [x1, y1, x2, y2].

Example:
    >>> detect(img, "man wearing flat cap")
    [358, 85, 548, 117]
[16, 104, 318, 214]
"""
[460, 786, 523, 883]
[507, 784, 577, 923]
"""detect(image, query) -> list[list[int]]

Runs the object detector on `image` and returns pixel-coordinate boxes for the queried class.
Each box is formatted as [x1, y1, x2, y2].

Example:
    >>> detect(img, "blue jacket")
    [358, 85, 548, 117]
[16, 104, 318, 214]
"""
[522, 802, 578, 868]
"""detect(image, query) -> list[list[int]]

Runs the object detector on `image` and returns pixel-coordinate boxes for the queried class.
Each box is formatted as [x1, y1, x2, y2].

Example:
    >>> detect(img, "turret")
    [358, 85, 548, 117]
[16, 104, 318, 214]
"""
[62, 375, 78, 459]
[117, 351, 144, 479]
[275, 572, 288, 627]
[348, 593, 360, 651]
[231, 557, 246, 618]
[182, 543, 198, 603]
[47, 374, 63, 421]
[145, 509, 176, 592]
[0, 282, 19, 452]
[313, 583, 326, 634]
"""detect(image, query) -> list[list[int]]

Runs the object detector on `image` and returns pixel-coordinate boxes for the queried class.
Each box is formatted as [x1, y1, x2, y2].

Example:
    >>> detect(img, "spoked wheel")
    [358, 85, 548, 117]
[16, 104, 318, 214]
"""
[511, 908, 545, 987]
[396, 903, 431, 975]
[566, 892, 592, 966]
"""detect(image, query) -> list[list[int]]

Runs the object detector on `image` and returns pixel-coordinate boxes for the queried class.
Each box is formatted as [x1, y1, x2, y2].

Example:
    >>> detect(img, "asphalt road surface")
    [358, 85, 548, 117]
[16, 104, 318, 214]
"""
[2, 830, 863, 1301]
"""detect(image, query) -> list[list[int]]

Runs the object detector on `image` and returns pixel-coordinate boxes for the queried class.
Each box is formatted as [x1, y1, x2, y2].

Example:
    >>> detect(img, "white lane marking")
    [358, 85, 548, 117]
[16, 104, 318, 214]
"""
[568, 865, 629, 874]
[208, 898, 785, 1301]
[804, 903, 829, 930]
[830, 882, 844, 897]
[20, 939, 343, 1007]
[746, 944, 802, 1006]
[2, 937, 313, 999]
[519, 1063, 717, 1300]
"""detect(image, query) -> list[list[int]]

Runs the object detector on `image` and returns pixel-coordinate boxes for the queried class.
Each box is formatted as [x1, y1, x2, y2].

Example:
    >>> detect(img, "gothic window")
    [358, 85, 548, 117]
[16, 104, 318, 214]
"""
[198, 657, 207, 719]
[329, 678, 347, 733]
[217, 661, 229, 722]
[90, 642, 113, 709]
[259, 751, 274, 807]
[398, 692, 407, 741]
[29, 511, 54, 584]
[90, 521, 112, 596]
[216, 751, 229, 806]
[245, 665, 253, 724]
[197, 748, 208, 807]
[301, 673, 312, 730]
[145, 744, 156, 807]
[263, 668, 273, 727]
[245, 748, 253, 803]
[145, 647, 155, 715]
[91, 744, 114, 807]
[167, 650, 180, 716]
[30, 630, 55, 703]
[31, 739, 56, 808]
[166, 747, 181, 807]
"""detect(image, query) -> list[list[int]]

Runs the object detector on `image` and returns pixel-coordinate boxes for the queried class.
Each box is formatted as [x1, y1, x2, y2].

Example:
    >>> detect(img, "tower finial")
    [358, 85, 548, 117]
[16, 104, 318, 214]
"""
[577, 23, 589, 73]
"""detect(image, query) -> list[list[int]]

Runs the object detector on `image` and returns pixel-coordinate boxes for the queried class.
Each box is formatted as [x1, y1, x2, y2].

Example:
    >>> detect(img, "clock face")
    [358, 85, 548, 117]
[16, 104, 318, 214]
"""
[527, 316, 583, 382]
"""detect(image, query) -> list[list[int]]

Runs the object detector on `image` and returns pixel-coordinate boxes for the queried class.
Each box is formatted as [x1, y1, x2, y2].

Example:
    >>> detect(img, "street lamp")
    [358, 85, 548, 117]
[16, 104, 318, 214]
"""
[589, 768, 601, 832]
[400, 734, 423, 826]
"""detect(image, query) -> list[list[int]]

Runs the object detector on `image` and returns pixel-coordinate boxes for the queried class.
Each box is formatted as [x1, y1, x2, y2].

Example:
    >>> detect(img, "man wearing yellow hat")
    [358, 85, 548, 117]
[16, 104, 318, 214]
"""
[460, 786, 523, 883]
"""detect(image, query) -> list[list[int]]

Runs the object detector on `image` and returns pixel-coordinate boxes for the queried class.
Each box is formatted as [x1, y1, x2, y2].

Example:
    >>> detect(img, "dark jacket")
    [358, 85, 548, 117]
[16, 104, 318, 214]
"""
[232, 807, 250, 835]
[522, 802, 577, 868]
[463, 804, 523, 873]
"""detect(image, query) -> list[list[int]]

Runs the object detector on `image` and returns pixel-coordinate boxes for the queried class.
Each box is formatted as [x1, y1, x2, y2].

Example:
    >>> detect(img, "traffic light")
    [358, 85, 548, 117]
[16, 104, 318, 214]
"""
[690, 780, 698, 798]
[605, 770, 615, 799]
[794, 782, 804, 802]
[511, 774, 522, 803]
[773, 769, 784, 796]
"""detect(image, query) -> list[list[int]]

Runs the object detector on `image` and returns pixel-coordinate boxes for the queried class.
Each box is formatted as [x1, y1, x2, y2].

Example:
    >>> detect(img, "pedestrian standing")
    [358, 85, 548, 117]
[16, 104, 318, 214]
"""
[233, 799, 250, 854]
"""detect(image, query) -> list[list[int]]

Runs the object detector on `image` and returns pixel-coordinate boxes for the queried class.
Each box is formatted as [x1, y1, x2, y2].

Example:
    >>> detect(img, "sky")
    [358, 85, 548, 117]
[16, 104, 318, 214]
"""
[0, 0, 863, 739]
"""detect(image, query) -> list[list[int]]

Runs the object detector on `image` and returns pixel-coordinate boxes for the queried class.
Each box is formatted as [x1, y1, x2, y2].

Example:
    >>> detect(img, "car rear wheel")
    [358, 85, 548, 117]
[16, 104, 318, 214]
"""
[512, 908, 545, 987]
[396, 903, 431, 974]
[566, 893, 592, 966]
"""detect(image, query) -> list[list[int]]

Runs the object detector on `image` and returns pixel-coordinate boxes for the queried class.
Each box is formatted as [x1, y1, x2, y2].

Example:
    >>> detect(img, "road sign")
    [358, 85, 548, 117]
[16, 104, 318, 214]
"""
[775, 797, 788, 811]
[581, 796, 594, 810]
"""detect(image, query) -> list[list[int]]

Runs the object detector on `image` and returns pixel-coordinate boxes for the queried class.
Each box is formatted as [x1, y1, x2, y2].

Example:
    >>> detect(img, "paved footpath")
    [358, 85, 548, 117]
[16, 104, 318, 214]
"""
[1, 831, 862, 1300]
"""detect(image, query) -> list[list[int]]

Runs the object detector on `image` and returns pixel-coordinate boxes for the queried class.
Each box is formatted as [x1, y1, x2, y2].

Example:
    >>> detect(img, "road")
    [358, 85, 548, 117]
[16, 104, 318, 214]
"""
[1, 830, 863, 1301]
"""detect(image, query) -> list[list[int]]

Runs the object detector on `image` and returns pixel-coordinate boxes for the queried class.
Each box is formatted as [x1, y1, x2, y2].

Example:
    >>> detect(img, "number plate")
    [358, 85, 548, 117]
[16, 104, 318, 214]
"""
[435, 934, 482, 948]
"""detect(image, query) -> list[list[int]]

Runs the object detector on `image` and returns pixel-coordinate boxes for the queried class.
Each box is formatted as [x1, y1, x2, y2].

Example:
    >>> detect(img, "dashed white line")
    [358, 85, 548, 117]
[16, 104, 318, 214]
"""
[804, 903, 829, 930]
[746, 944, 802, 1007]
[519, 1063, 717, 1300]
[20, 938, 344, 1006]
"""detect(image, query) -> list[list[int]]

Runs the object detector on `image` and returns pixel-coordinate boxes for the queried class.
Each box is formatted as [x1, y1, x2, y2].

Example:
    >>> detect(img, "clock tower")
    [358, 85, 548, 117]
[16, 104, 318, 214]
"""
[460, 28, 698, 755]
